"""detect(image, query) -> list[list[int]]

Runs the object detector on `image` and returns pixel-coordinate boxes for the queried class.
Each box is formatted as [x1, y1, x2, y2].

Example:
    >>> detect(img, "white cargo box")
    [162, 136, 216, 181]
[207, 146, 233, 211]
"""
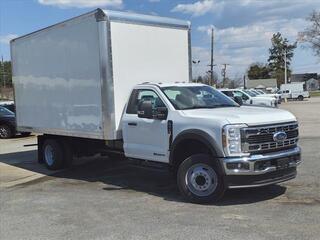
[11, 9, 191, 140]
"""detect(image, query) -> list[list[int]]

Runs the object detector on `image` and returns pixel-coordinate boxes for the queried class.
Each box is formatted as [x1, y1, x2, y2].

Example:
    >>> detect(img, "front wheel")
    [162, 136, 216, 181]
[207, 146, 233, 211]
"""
[298, 95, 304, 101]
[177, 154, 225, 204]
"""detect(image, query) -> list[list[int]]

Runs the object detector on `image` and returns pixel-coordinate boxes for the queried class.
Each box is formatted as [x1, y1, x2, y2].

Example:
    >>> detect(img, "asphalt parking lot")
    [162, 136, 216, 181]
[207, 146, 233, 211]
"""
[1, 98, 320, 240]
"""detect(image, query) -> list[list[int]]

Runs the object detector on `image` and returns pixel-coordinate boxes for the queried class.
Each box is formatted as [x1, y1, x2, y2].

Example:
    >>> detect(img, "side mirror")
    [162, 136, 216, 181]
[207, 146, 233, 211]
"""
[155, 107, 168, 120]
[233, 96, 243, 105]
[137, 100, 168, 120]
[137, 100, 153, 119]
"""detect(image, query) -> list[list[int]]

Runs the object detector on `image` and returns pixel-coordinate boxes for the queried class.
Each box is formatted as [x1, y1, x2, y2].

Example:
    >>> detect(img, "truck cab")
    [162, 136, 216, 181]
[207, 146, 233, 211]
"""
[119, 83, 301, 203]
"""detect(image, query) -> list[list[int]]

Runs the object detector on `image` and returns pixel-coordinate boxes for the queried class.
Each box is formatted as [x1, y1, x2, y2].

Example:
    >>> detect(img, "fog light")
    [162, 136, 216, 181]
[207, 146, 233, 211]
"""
[254, 161, 271, 171]
[226, 162, 249, 170]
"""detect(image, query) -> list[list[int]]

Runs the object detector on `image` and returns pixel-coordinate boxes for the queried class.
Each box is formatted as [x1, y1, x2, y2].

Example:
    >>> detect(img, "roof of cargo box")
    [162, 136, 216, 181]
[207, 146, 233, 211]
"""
[10, 8, 190, 43]
[100, 9, 191, 29]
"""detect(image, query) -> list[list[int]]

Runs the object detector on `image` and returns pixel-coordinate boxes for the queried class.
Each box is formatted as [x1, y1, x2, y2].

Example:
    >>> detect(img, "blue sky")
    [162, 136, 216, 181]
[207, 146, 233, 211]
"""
[0, 0, 319, 80]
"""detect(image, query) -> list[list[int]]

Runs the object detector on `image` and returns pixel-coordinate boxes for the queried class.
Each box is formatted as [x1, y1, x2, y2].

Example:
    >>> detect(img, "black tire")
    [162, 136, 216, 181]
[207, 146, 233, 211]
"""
[0, 124, 14, 139]
[42, 139, 64, 170]
[177, 154, 225, 204]
[298, 95, 304, 101]
[20, 132, 31, 137]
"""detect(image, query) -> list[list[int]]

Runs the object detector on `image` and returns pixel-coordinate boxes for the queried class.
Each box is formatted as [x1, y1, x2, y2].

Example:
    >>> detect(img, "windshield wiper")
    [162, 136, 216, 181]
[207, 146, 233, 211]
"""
[182, 105, 236, 110]
[182, 106, 214, 110]
[214, 104, 238, 108]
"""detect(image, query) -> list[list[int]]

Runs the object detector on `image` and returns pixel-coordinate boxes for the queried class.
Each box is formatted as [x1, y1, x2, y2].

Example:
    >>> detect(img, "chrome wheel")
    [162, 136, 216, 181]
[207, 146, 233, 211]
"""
[44, 144, 54, 166]
[185, 163, 218, 197]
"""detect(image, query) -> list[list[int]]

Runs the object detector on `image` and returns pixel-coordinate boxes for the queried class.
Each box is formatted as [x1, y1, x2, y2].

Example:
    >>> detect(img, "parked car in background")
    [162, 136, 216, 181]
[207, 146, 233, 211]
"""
[280, 83, 310, 101]
[250, 89, 281, 104]
[0, 106, 31, 139]
[0, 100, 15, 112]
[219, 89, 277, 107]
[217, 90, 243, 105]
[0, 106, 17, 138]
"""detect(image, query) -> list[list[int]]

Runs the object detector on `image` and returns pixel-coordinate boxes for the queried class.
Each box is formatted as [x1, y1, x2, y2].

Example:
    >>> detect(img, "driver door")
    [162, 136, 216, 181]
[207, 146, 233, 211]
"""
[122, 89, 169, 163]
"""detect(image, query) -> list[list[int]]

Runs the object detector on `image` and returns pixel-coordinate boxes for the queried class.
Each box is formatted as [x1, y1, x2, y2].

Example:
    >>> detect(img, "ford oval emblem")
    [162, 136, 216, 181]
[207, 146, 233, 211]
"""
[273, 131, 287, 142]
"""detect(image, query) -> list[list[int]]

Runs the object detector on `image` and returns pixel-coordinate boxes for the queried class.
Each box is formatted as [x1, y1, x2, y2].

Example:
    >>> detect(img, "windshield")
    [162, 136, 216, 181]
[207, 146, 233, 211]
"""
[161, 85, 238, 110]
[244, 90, 257, 97]
[257, 90, 265, 94]
[251, 90, 261, 95]
[0, 106, 14, 116]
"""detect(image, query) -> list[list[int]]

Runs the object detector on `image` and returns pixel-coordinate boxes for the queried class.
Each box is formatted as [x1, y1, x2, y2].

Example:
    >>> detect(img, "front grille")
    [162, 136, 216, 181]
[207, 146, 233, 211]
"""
[242, 122, 299, 154]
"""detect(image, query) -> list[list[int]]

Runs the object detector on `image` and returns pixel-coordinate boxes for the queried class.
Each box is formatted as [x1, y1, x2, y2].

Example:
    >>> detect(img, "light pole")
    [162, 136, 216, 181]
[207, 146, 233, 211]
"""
[221, 63, 230, 88]
[283, 49, 288, 102]
[192, 60, 200, 82]
[210, 27, 214, 86]
[284, 49, 287, 85]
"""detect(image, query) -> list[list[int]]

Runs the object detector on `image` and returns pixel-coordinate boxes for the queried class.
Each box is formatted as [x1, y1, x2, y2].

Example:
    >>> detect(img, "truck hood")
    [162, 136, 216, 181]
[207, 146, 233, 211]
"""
[180, 106, 296, 126]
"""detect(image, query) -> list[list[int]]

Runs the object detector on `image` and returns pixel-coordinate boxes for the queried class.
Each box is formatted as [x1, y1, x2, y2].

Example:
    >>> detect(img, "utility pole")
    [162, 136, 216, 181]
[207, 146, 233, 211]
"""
[243, 75, 246, 89]
[221, 63, 230, 87]
[284, 49, 287, 84]
[208, 27, 214, 86]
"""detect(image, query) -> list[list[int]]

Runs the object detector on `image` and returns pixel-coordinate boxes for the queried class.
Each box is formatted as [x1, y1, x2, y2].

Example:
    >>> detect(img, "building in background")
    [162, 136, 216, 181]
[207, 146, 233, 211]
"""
[290, 73, 319, 91]
[246, 78, 277, 92]
[291, 73, 317, 83]
[305, 78, 319, 91]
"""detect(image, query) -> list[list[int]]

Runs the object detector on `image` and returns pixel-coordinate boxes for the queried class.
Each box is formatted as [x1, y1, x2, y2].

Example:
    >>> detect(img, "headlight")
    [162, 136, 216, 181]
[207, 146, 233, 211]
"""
[222, 124, 248, 157]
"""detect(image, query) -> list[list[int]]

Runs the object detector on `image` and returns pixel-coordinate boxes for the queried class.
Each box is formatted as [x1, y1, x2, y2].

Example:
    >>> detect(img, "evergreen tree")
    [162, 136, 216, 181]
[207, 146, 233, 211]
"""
[247, 63, 271, 79]
[268, 32, 296, 85]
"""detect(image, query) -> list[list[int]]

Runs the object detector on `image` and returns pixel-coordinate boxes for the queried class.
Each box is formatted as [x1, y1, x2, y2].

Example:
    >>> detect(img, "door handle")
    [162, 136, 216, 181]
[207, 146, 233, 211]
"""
[128, 122, 137, 126]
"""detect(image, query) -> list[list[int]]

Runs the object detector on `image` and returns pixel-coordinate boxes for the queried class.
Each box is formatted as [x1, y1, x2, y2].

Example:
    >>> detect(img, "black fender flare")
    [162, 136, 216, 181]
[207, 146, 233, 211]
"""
[169, 129, 224, 168]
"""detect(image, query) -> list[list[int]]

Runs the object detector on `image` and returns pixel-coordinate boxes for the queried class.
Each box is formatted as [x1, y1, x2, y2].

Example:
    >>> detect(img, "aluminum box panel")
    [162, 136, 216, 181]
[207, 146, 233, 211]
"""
[11, 14, 104, 139]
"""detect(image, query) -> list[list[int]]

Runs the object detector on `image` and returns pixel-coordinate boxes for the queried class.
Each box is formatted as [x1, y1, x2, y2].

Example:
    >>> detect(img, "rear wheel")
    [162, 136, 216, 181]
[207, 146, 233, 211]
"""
[298, 95, 304, 101]
[0, 124, 13, 139]
[177, 154, 225, 204]
[42, 139, 64, 170]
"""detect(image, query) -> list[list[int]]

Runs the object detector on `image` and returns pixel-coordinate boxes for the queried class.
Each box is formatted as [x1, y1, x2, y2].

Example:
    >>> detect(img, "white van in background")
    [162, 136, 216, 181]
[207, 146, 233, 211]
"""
[280, 83, 310, 101]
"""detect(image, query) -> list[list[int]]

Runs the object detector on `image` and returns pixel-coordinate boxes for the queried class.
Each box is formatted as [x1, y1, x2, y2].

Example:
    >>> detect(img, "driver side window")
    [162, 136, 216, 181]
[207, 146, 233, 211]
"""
[126, 89, 165, 114]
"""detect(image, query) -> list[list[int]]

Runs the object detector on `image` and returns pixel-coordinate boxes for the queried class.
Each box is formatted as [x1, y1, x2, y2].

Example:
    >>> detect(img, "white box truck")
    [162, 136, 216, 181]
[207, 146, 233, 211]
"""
[280, 83, 310, 101]
[11, 9, 301, 203]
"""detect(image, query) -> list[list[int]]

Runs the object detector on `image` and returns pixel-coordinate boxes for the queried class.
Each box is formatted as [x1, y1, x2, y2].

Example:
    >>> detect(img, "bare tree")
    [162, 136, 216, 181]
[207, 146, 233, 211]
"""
[299, 11, 320, 58]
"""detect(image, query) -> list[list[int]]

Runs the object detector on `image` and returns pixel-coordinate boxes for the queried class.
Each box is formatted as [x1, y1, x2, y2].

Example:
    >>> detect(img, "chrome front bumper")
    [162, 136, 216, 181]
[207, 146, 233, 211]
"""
[219, 146, 301, 188]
